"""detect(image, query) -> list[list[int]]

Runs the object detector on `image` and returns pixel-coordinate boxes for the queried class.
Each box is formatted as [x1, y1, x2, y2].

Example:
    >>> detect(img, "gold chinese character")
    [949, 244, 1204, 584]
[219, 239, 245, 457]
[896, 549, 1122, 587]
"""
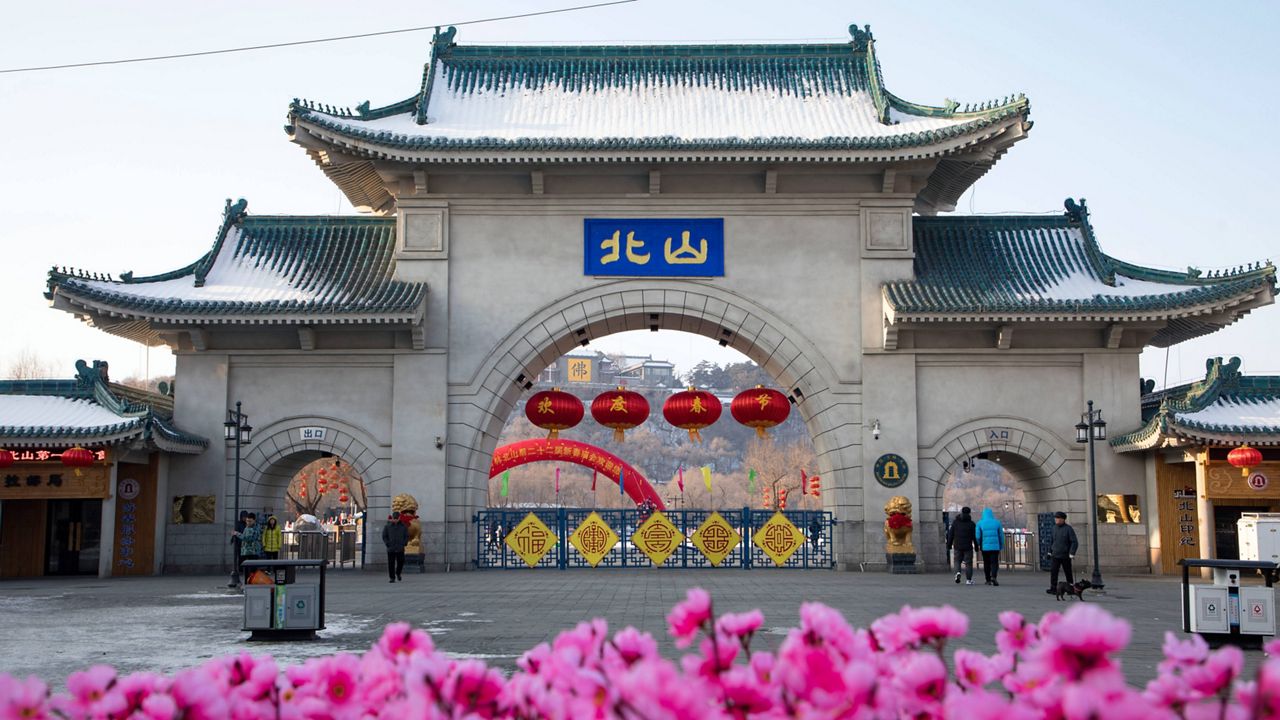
[691, 397, 706, 414]
[600, 231, 650, 265]
[600, 231, 621, 264]
[610, 395, 627, 412]
[537, 398, 553, 414]
[756, 393, 770, 410]
[664, 231, 708, 265]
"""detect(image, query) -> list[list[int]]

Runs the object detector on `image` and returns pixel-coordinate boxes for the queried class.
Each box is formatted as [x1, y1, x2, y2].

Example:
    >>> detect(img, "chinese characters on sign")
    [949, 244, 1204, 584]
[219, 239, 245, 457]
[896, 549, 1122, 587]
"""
[2, 448, 107, 463]
[692, 512, 741, 567]
[584, 219, 725, 277]
[568, 512, 619, 567]
[631, 511, 682, 565]
[299, 427, 327, 441]
[2, 469, 107, 499]
[506, 512, 558, 567]
[566, 358, 592, 383]
[1173, 487, 1198, 548]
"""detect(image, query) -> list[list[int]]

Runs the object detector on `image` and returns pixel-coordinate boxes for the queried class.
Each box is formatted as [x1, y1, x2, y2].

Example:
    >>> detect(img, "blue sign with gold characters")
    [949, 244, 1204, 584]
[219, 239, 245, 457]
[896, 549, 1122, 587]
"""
[584, 218, 724, 277]
[873, 453, 909, 488]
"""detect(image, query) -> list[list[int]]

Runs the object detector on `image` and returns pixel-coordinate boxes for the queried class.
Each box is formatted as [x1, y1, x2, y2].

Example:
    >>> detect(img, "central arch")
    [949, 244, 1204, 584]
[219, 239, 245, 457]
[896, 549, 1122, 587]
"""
[489, 438, 665, 509]
[446, 280, 858, 566]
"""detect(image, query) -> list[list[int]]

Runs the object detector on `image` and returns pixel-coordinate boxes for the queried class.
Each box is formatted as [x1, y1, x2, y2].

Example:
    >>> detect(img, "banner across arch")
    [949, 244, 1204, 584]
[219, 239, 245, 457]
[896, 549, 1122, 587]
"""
[489, 438, 665, 510]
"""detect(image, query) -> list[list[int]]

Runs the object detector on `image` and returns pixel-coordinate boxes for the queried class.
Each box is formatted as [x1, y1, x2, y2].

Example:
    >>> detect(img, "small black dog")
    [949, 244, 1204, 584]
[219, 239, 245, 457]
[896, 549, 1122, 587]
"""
[1054, 580, 1093, 601]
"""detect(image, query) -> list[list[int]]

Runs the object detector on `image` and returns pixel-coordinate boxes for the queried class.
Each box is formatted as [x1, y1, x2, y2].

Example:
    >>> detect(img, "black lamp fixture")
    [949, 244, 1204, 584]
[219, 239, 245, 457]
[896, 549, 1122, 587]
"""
[1074, 400, 1107, 591]
[224, 401, 253, 588]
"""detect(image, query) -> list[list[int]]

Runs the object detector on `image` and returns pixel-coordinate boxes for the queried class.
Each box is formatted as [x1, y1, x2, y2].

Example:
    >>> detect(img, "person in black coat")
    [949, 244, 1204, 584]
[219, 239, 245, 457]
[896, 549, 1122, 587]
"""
[382, 513, 409, 583]
[1046, 511, 1080, 593]
[946, 507, 980, 585]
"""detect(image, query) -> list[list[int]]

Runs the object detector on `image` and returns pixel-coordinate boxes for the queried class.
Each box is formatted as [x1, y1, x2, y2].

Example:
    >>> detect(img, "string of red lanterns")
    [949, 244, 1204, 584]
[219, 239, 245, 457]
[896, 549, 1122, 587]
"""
[730, 385, 790, 438]
[525, 388, 584, 440]
[663, 387, 723, 443]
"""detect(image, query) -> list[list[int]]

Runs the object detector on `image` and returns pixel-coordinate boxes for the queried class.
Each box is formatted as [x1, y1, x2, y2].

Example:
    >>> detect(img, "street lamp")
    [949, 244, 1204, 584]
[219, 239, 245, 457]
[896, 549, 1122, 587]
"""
[225, 401, 253, 587]
[1074, 400, 1107, 591]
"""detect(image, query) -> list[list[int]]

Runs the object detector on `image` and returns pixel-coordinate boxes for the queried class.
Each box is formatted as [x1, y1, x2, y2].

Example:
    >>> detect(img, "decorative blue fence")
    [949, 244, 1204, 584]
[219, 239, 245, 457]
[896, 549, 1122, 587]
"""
[474, 508, 835, 570]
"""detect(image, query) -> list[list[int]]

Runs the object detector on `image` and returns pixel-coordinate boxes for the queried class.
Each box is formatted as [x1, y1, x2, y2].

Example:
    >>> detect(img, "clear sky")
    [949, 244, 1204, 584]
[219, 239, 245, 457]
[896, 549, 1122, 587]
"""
[1, 1, 1276, 388]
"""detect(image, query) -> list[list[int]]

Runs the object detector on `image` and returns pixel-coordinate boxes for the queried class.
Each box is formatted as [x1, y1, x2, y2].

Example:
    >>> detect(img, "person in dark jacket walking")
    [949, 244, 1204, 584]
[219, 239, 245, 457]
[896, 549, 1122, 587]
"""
[975, 508, 1005, 586]
[1046, 511, 1079, 594]
[382, 513, 409, 582]
[946, 507, 980, 585]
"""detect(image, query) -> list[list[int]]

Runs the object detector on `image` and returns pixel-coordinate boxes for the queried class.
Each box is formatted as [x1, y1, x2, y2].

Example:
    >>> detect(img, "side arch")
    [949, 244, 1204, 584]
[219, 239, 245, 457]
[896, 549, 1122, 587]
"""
[489, 438, 665, 509]
[916, 416, 1085, 519]
[233, 416, 392, 515]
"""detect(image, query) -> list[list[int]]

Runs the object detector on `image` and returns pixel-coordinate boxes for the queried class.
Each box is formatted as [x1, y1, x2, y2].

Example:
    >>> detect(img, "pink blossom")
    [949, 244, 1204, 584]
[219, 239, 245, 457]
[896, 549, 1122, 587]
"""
[716, 609, 763, 640]
[55, 664, 117, 717]
[943, 687, 1040, 720]
[1183, 645, 1244, 697]
[376, 622, 435, 661]
[954, 648, 1010, 689]
[890, 651, 948, 716]
[0, 675, 50, 720]
[1035, 603, 1130, 680]
[605, 626, 657, 669]
[666, 588, 712, 648]
[1158, 630, 1210, 672]
[903, 605, 968, 645]
[996, 611, 1037, 655]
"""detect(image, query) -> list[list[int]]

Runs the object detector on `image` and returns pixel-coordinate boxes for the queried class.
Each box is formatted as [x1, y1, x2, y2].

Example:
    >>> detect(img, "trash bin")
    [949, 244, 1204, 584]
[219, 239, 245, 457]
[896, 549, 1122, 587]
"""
[241, 558, 327, 640]
[1180, 558, 1278, 648]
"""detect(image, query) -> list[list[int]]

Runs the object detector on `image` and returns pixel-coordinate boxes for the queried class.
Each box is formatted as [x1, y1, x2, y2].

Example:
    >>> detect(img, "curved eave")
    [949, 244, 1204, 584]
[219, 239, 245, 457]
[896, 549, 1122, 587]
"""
[1112, 418, 1280, 452]
[0, 424, 145, 449]
[883, 281, 1273, 344]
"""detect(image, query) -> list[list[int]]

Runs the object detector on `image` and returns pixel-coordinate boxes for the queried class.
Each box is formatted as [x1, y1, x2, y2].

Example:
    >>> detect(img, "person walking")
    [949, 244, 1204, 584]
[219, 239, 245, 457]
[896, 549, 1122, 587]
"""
[1046, 511, 1079, 594]
[382, 512, 409, 583]
[975, 508, 1005, 586]
[261, 515, 283, 560]
[228, 510, 249, 587]
[946, 507, 980, 585]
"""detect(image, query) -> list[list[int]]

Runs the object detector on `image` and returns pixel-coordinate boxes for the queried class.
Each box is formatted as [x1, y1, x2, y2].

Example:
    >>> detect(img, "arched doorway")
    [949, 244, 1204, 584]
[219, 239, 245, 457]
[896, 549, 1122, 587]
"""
[917, 419, 1085, 571]
[447, 281, 856, 566]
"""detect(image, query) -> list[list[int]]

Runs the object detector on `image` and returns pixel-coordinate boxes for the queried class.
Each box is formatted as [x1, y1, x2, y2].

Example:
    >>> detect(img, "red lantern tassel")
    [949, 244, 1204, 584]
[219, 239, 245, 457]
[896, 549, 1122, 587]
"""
[613, 428, 625, 443]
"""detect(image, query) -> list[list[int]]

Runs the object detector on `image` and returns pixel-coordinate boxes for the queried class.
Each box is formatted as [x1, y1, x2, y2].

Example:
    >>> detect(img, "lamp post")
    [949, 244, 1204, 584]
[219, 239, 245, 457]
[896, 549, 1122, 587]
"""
[225, 401, 253, 587]
[1074, 400, 1107, 591]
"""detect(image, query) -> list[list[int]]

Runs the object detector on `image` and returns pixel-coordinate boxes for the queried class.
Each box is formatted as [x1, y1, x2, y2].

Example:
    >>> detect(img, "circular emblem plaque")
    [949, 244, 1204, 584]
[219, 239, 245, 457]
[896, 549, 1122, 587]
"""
[1249, 472, 1269, 491]
[874, 453, 909, 488]
[118, 477, 141, 500]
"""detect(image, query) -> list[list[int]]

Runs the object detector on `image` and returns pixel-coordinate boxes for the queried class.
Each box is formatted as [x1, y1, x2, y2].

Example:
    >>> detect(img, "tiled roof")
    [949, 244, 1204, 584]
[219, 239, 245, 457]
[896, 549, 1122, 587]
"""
[884, 199, 1276, 346]
[0, 360, 207, 452]
[1112, 357, 1280, 451]
[46, 200, 423, 333]
[289, 25, 1028, 156]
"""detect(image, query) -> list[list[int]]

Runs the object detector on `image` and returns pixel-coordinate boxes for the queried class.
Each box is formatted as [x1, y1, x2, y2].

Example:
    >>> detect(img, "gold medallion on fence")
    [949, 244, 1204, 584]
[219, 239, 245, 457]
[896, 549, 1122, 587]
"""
[506, 512, 558, 567]
[568, 512, 619, 567]
[752, 511, 806, 567]
[631, 511, 682, 566]
[692, 512, 740, 567]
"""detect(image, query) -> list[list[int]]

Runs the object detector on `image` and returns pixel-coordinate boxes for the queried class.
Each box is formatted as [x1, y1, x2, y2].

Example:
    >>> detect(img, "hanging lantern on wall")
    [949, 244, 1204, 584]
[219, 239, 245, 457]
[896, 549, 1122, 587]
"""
[524, 388, 584, 439]
[60, 446, 95, 476]
[339, 492, 349, 503]
[1229, 444, 1264, 477]
[663, 387, 722, 442]
[591, 387, 649, 442]
[730, 385, 791, 438]
[0, 449, 13, 469]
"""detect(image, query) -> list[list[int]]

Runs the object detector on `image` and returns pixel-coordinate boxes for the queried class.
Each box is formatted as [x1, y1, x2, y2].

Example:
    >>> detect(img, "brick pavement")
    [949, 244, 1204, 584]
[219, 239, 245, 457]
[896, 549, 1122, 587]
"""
[0, 568, 1267, 687]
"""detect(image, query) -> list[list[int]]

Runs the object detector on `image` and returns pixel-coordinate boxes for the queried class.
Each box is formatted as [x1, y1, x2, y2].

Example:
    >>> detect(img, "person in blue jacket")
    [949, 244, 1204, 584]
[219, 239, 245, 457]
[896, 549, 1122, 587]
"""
[975, 507, 1005, 586]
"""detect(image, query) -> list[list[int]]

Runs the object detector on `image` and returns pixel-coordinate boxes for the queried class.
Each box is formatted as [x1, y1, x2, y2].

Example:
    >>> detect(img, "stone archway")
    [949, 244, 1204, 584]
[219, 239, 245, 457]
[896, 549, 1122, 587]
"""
[915, 417, 1086, 569]
[445, 280, 860, 566]
[233, 417, 391, 522]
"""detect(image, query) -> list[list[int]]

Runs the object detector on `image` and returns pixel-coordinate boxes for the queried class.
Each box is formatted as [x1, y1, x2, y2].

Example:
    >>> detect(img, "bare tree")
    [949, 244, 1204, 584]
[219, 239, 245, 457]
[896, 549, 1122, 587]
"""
[4, 348, 60, 380]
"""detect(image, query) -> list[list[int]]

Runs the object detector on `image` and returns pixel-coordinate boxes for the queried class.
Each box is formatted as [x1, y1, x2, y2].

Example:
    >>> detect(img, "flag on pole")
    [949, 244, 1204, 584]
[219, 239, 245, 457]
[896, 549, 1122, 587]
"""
[677, 466, 685, 493]
[701, 466, 713, 492]
[619, 465, 626, 496]
[747, 468, 757, 493]
[591, 470, 598, 492]
[500, 470, 510, 497]
[555, 467, 560, 493]
[800, 469, 808, 497]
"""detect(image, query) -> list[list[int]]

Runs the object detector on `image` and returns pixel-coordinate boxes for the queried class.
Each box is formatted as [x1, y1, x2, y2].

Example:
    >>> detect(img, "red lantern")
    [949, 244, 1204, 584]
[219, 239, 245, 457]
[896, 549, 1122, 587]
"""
[525, 388, 584, 439]
[61, 446, 96, 477]
[339, 493, 349, 503]
[730, 385, 790, 438]
[300, 488, 308, 498]
[591, 387, 649, 442]
[0, 449, 13, 469]
[778, 487, 788, 510]
[663, 387, 722, 442]
[1228, 444, 1264, 478]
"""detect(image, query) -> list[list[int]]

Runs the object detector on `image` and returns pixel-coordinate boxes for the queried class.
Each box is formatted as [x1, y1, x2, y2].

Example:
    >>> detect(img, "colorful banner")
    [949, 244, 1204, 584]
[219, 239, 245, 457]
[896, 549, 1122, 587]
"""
[701, 466, 713, 492]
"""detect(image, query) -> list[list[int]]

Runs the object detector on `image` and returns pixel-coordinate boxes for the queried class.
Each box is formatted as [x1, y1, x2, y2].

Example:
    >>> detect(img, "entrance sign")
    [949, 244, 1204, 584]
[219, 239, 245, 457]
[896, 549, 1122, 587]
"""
[753, 512, 805, 566]
[566, 358, 592, 383]
[632, 511, 682, 565]
[584, 219, 725, 277]
[692, 512, 740, 567]
[1250, 472, 1269, 491]
[568, 512, 619, 567]
[874, 453, 908, 488]
[506, 512, 558, 567]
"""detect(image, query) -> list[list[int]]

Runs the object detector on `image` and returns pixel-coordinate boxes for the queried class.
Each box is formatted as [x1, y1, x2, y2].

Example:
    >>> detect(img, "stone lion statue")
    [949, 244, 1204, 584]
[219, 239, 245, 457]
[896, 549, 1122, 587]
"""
[391, 493, 423, 555]
[883, 495, 914, 554]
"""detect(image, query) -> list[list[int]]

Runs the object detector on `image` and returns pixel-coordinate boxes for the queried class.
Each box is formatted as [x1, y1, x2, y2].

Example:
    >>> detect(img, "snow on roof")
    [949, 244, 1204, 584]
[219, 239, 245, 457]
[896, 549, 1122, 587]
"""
[335, 63, 974, 145]
[1178, 396, 1280, 432]
[78, 228, 323, 305]
[0, 395, 139, 433]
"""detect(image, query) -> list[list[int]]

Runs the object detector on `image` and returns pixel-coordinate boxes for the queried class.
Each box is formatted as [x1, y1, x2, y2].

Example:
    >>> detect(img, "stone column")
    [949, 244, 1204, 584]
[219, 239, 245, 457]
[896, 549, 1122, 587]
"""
[1195, 450, 1215, 577]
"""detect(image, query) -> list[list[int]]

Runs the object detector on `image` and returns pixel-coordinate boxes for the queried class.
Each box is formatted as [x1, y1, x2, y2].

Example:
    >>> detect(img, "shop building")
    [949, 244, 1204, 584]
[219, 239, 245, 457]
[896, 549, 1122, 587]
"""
[0, 361, 207, 577]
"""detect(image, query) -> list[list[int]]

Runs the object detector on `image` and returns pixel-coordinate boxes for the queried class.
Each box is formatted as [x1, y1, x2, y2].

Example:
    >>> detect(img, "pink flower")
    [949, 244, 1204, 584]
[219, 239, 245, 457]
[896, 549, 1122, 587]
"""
[666, 588, 712, 648]
[1036, 603, 1130, 680]
[443, 660, 504, 715]
[954, 649, 1010, 689]
[944, 687, 1040, 720]
[798, 602, 865, 660]
[56, 664, 117, 717]
[0, 675, 50, 720]
[890, 651, 948, 715]
[716, 609, 763, 640]
[996, 610, 1037, 655]
[376, 622, 434, 661]
[1183, 645, 1243, 697]
[903, 605, 968, 646]
[605, 627, 657, 668]
[1159, 631, 1210, 672]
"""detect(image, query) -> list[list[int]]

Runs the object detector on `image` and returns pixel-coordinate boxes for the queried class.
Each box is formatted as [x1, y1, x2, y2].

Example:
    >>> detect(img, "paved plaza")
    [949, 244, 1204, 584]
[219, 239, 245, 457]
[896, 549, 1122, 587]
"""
[0, 567, 1268, 687]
